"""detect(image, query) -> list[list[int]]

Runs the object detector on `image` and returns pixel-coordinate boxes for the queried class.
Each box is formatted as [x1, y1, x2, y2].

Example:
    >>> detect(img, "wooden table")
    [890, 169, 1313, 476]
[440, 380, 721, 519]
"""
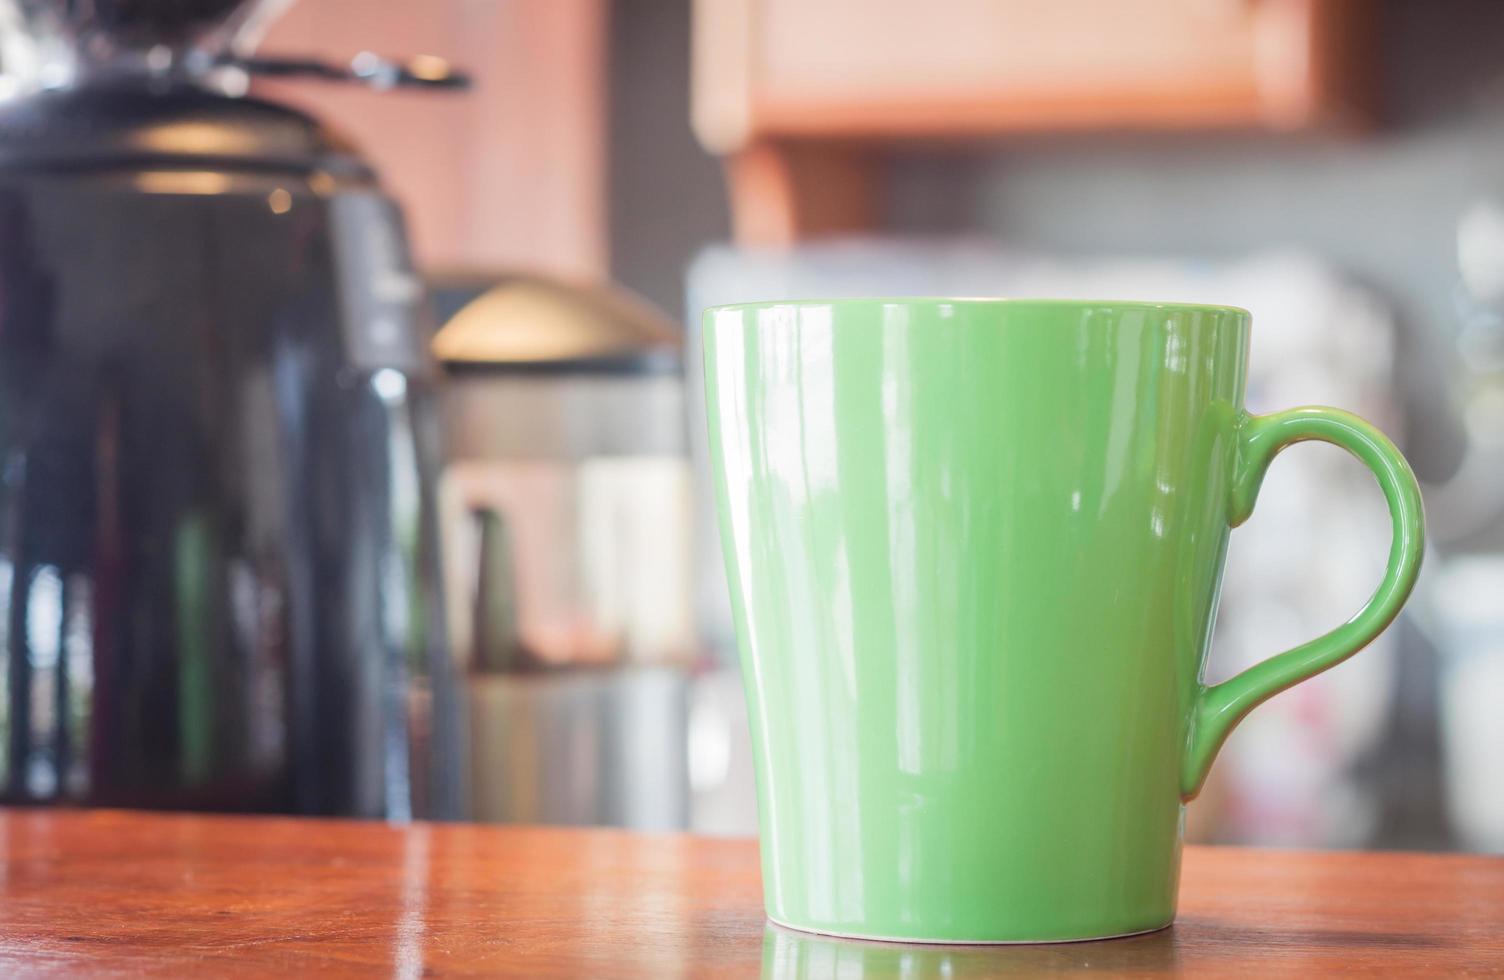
[0, 810, 1497, 976]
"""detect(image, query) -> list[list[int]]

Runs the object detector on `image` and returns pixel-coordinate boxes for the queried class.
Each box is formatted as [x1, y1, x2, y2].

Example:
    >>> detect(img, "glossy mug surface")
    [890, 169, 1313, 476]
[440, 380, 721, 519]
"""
[703, 299, 1423, 943]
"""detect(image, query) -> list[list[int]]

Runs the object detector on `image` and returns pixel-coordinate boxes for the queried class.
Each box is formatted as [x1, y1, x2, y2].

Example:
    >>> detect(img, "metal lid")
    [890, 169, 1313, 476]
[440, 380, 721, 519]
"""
[432, 273, 681, 376]
[0, 84, 370, 175]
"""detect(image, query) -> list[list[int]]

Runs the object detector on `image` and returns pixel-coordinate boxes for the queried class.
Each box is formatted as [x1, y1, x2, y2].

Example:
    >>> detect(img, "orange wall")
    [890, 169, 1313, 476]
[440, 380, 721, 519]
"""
[255, 0, 607, 278]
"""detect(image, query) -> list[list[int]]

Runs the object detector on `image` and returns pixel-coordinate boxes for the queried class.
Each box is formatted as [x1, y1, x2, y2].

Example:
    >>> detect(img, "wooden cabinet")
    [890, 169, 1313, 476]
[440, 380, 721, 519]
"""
[693, 0, 1372, 245]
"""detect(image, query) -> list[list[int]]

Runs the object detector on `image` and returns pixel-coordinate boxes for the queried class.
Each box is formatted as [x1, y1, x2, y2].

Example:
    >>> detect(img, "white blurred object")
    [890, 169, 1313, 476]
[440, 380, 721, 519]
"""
[687, 239, 1402, 846]
[1426, 556, 1504, 853]
[687, 664, 759, 835]
[1430, 196, 1504, 546]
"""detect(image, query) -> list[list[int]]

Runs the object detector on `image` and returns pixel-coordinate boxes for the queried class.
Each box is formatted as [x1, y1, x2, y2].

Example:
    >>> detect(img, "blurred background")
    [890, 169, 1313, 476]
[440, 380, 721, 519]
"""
[0, 0, 1498, 853]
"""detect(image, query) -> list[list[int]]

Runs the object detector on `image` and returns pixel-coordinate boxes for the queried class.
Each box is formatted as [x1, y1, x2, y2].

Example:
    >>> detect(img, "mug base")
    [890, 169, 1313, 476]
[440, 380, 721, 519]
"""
[766, 914, 1173, 946]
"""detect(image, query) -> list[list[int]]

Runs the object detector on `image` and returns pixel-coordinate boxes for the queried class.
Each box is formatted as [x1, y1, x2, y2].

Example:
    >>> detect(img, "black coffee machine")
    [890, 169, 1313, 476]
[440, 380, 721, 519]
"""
[0, 0, 465, 818]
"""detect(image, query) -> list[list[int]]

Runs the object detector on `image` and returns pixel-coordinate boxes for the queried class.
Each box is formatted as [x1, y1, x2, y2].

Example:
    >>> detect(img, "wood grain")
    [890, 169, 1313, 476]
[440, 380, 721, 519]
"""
[0, 809, 1496, 977]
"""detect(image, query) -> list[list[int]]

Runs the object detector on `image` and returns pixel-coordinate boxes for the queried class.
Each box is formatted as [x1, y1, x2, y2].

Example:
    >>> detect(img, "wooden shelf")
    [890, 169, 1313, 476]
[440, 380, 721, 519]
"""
[693, 0, 1372, 246]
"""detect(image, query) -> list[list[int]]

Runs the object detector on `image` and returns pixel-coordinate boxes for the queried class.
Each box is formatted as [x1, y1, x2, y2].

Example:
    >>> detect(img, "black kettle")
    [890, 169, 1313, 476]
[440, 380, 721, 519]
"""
[0, 0, 466, 818]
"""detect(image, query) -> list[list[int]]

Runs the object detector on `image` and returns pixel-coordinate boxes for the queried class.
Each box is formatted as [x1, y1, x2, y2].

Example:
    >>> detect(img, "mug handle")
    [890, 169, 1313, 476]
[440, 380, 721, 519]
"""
[1180, 407, 1425, 801]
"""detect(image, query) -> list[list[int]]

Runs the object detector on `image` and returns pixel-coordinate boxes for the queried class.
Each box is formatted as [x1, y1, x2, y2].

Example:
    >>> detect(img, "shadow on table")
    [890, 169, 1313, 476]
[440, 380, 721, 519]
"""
[761, 922, 1182, 976]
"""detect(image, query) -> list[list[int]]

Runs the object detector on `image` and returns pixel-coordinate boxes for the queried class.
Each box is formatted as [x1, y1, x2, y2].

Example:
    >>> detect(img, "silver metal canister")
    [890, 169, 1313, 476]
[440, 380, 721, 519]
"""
[433, 273, 693, 830]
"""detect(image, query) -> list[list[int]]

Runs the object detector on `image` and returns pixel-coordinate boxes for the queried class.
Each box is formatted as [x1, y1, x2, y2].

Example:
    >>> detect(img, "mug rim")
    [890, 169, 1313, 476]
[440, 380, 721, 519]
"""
[703, 297, 1251, 317]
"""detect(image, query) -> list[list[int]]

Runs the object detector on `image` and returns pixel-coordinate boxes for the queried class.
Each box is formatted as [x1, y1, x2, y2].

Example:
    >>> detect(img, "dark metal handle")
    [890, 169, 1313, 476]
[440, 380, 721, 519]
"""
[224, 52, 471, 90]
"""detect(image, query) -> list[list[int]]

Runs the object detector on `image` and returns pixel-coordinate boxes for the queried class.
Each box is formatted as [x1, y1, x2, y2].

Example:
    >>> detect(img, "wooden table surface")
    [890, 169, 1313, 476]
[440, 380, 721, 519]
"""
[0, 810, 1497, 977]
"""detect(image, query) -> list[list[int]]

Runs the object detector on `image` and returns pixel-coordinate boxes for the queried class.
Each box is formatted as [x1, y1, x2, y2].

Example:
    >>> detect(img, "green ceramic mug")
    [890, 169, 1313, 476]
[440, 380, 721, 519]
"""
[703, 298, 1423, 944]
